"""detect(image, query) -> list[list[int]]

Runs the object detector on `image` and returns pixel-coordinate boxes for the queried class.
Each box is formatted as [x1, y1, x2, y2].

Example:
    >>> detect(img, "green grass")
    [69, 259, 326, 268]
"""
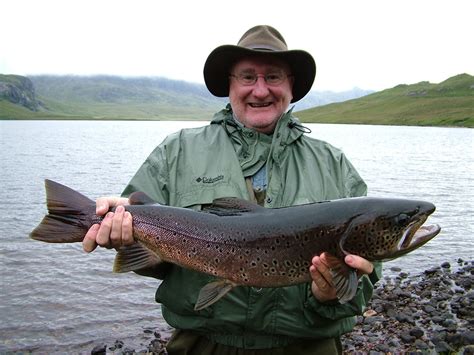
[0, 74, 223, 120]
[1, 73, 473, 126]
[297, 74, 474, 127]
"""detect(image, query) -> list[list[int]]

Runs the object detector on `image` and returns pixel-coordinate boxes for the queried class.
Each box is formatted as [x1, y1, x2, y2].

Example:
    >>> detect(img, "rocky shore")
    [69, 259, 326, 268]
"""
[91, 259, 473, 354]
[342, 259, 473, 354]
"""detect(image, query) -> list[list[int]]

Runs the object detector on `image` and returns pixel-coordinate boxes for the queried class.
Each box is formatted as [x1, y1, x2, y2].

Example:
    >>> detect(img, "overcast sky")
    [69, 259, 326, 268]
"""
[1, 0, 473, 92]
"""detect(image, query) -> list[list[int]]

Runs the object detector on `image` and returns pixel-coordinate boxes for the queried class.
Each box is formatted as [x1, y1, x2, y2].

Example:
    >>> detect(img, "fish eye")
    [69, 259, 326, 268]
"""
[396, 213, 410, 226]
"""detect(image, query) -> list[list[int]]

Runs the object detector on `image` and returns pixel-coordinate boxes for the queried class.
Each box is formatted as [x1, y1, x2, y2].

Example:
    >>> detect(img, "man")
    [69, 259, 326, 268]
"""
[84, 25, 380, 354]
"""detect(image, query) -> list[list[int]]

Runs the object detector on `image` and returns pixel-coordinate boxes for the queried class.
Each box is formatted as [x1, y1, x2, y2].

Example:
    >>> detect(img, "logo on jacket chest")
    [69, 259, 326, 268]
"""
[196, 175, 224, 184]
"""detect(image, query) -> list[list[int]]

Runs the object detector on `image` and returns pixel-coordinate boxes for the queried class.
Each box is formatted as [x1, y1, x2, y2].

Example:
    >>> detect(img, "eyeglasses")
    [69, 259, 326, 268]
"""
[229, 71, 292, 86]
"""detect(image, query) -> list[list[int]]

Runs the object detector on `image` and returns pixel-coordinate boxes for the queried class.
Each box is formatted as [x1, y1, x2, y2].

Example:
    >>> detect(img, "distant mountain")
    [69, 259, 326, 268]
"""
[0, 75, 225, 120]
[1, 74, 471, 126]
[0, 75, 43, 111]
[293, 87, 374, 111]
[0, 74, 371, 120]
[297, 73, 474, 127]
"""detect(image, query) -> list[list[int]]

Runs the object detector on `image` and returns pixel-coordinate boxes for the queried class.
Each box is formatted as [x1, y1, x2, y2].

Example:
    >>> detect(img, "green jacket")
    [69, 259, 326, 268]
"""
[122, 105, 381, 349]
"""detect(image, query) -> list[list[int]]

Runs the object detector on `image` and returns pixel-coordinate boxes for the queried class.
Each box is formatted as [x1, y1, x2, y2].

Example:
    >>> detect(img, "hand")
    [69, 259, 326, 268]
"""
[309, 253, 374, 303]
[83, 196, 133, 252]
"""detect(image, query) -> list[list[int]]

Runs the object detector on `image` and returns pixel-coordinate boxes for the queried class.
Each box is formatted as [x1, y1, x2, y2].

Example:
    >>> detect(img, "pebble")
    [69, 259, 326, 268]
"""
[441, 261, 451, 268]
[409, 327, 424, 338]
[91, 344, 106, 355]
[341, 260, 473, 353]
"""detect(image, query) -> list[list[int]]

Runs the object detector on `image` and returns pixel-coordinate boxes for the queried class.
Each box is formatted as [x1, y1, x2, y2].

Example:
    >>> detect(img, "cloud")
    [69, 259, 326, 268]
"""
[1, 0, 473, 91]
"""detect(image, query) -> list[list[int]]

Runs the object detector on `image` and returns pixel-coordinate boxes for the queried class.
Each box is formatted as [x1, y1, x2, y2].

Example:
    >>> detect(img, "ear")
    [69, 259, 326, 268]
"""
[288, 75, 295, 100]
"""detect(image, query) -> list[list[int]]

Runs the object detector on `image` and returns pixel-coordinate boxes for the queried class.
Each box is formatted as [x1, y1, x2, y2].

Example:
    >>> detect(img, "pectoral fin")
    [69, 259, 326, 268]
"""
[113, 242, 163, 273]
[194, 279, 236, 311]
[128, 191, 161, 206]
[324, 254, 358, 303]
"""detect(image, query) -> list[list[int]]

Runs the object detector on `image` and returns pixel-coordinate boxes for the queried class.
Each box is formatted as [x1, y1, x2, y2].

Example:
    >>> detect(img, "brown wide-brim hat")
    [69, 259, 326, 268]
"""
[204, 25, 316, 103]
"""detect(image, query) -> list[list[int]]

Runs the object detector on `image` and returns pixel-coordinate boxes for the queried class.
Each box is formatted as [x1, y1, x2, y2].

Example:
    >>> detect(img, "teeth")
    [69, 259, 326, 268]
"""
[250, 103, 271, 107]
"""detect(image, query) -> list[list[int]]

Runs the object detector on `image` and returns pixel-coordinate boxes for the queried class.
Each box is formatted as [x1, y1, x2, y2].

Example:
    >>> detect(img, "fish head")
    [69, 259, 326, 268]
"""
[341, 198, 441, 261]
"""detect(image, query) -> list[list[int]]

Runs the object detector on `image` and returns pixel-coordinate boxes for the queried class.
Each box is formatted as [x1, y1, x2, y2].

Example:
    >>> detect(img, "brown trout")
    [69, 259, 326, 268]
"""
[30, 180, 441, 310]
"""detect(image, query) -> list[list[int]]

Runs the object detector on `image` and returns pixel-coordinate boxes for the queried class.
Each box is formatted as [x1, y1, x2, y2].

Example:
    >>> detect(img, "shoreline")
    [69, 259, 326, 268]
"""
[1, 117, 472, 128]
[342, 259, 473, 353]
[89, 259, 473, 354]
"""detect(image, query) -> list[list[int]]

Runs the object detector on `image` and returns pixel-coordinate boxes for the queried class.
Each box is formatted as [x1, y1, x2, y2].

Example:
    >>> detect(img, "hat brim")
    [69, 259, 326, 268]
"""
[203, 45, 316, 103]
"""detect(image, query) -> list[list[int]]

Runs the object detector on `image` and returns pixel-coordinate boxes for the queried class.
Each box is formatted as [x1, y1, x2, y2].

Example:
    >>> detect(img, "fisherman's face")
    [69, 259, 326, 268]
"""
[229, 57, 294, 134]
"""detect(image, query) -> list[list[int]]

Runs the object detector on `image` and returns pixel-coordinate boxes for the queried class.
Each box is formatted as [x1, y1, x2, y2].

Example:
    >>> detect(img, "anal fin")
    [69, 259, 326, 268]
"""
[113, 242, 163, 273]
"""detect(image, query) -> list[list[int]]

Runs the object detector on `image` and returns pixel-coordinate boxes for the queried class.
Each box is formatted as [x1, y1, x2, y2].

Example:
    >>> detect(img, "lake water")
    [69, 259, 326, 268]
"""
[0, 120, 473, 353]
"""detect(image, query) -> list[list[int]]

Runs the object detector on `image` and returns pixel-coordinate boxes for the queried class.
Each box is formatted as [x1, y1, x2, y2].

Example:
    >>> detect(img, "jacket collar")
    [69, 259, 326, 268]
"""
[211, 105, 308, 176]
[211, 104, 306, 145]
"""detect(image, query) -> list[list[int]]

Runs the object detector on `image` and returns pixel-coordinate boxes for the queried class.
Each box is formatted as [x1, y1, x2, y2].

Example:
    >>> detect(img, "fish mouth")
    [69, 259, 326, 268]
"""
[395, 215, 441, 258]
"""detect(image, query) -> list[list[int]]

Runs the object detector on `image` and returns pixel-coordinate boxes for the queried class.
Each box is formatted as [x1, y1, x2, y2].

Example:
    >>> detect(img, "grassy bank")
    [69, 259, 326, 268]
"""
[297, 74, 474, 127]
[1, 73, 472, 126]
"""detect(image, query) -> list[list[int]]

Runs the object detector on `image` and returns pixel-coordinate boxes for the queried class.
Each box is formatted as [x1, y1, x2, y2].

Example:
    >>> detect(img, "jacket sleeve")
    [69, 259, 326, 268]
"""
[121, 143, 170, 204]
[339, 152, 367, 198]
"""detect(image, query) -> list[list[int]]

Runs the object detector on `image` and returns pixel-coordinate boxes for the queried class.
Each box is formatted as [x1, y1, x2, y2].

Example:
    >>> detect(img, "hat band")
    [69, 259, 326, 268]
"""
[247, 44, 286, 51]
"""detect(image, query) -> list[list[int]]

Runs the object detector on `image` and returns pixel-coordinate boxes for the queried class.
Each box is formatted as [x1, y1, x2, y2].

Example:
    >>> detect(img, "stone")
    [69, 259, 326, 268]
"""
[460, 330, 474, 345]
[433, 340, 454, 353]
[441, 262, 451, 269]
[414, 339, 429, 350]
[422, 304, 436, 314]
[424, 267, 440, 275]
[109, 340, 124, 351]
[409, 327, 424, 338]
[400, 332, 415, 343]
[395, 312, 415, 324]
[91, 344, 107, 355]
[375, 343, 391, 352]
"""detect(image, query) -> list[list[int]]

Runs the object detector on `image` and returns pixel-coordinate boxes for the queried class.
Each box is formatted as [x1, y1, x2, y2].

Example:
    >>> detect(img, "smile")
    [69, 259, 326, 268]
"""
[249, 102, 272, 108]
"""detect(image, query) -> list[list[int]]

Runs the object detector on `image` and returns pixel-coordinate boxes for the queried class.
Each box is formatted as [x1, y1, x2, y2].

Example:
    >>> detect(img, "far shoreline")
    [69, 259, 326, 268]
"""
[1, 117, 472, 128]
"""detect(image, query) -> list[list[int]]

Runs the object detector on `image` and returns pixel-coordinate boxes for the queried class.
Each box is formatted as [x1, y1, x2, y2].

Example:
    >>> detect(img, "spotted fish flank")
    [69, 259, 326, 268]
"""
[30, 180, 441, 310]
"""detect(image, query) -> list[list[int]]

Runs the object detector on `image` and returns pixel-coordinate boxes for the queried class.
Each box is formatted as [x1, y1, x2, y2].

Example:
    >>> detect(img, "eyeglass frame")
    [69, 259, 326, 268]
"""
[229, 71, 293, 86]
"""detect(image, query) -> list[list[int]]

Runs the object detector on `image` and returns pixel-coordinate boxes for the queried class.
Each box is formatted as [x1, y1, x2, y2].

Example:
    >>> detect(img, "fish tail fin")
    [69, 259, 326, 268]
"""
[30, 179, 96, 243]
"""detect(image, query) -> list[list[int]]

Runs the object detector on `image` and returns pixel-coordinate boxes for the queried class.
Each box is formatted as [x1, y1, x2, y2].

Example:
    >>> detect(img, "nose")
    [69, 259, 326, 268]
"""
[252, 76, 270, 97]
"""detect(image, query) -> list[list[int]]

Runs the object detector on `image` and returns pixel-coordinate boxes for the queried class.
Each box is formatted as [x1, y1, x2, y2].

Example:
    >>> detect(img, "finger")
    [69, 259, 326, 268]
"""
[110, 206, 125, 248]
[345, 255, 374, 275]
[310, 263, 331, 290]
[314, 253, 333, 284]
[96, 197, 110, 216]
[96, 197, 130, 215]
[96, 212, 113, 248]
[121, 211, 134, 246]
[310, 265, 337, 301]
[83, 224, 100, 252]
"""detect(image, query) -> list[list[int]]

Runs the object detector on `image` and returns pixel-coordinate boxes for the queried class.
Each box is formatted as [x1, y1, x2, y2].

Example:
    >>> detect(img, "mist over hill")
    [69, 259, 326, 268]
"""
[1, 73, 471, 127]
[0, 74, 371, 120]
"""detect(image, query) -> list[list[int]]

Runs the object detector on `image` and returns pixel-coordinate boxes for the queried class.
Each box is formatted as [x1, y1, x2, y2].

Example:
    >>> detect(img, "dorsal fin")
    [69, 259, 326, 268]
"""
[202, 197, 264, 216]
[128, 191, 160, 206]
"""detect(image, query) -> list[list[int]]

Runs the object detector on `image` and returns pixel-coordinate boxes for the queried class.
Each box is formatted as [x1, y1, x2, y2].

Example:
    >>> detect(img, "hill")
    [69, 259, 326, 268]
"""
[297, 74, 474, 127]
[0, 75, 226, 120]
[0, 74, 369, 120]
[0, 75, 43, 112]
[1, 74, 472, 126]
